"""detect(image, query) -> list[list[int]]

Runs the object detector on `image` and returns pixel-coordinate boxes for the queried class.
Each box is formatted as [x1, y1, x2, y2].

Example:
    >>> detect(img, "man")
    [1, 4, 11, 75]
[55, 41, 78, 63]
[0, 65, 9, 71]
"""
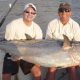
[46, 2, 80, 80]
[2, 3, 43, 80]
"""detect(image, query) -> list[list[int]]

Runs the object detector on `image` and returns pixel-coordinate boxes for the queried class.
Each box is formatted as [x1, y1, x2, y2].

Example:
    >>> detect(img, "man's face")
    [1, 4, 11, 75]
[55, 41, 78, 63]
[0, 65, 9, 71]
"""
[23, 7, 36, 22]
[58, 8, 71, 24]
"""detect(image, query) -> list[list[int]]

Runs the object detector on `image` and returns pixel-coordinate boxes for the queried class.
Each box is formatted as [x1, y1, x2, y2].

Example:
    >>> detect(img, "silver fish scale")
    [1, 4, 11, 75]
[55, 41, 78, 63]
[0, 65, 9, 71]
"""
[0, 40, 80, 67]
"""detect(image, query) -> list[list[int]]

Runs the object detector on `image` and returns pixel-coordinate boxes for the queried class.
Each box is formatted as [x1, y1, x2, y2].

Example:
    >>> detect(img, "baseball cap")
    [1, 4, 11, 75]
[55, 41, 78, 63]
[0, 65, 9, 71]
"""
[24, 3, 37, 11]
[58, 2, 71, 12]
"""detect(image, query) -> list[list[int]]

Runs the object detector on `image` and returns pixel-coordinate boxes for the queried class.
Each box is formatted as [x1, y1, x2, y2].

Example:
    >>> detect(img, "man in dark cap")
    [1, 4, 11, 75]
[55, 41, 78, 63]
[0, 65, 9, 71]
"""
[46, 2, 80, 80]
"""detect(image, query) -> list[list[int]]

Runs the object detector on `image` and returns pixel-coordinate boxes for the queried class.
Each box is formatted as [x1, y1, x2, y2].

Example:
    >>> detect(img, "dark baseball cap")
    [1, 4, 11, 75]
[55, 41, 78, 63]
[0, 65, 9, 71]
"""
[58, 2, 71, 12]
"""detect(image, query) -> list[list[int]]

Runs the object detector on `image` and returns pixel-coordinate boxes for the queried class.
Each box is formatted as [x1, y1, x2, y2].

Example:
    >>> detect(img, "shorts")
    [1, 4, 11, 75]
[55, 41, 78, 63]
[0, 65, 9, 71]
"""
[3, 53, 34, 75]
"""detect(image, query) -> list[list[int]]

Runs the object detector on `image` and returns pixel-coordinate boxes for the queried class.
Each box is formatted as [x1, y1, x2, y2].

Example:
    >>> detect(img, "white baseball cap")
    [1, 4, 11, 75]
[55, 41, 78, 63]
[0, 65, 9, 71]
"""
[24, 3, 37, 11]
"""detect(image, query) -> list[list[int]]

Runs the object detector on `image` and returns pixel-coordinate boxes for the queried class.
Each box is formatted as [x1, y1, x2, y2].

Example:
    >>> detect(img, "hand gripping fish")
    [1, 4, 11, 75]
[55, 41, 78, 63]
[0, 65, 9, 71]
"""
[0, 35, 80, 68]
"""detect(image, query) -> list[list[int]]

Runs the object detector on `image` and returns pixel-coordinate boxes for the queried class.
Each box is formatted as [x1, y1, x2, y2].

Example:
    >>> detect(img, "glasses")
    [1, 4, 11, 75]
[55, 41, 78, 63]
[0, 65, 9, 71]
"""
[58, 8, 71, 13]
[24, 11, 36, 15]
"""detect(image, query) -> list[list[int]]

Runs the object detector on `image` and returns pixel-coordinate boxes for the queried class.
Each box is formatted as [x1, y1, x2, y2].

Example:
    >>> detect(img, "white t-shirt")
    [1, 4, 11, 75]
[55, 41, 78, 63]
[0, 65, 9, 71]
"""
[5, 18, 43, 40]
[46, 18, 80, 41]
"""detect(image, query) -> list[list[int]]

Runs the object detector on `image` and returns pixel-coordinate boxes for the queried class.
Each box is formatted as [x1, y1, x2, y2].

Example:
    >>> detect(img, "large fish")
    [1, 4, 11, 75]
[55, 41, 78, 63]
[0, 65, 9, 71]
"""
[0, 35, 80, 68]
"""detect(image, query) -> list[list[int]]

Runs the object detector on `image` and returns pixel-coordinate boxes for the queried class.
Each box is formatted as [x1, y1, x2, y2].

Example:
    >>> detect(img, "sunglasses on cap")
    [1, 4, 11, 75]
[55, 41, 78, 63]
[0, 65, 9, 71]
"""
[24, 11, 36, 15]
[58, 8, 71, 13]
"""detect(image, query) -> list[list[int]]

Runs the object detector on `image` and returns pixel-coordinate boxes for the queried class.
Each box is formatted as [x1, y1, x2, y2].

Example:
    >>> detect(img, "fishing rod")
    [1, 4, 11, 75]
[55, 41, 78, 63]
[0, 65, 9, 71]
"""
[0, 0, 19, 79]
[0, 0, 18, 27]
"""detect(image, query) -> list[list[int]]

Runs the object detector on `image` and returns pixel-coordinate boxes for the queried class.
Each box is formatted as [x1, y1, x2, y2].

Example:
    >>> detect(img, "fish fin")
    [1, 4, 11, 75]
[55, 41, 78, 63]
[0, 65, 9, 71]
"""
[63, 35, 72, 50]
[25, 34, 35, 40]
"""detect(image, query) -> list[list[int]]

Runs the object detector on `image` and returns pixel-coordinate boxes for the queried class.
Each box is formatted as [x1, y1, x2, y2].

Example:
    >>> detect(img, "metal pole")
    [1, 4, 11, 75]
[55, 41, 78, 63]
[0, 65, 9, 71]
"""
[0, 0, 19, 80]
[0, 0, 18, 27]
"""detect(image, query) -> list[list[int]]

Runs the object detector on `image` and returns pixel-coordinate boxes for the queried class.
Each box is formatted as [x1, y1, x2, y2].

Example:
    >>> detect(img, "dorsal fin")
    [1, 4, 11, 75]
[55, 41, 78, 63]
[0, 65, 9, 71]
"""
[25, 34, 35, 40]
[63, 35, 71, 50]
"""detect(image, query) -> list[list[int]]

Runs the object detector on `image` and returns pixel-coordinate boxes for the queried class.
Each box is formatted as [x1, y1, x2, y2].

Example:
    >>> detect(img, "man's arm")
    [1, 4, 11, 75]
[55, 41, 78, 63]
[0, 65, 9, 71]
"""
[5, 23, 15, 40]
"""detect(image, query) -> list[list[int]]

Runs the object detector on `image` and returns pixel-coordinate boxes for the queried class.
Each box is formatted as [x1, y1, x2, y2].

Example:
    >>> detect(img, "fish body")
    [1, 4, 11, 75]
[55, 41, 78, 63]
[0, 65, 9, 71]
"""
[0, 39, 80, 68]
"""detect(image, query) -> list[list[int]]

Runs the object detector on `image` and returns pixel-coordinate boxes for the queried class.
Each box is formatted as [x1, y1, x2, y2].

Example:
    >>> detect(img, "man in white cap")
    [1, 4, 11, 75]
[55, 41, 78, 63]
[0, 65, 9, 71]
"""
[46, 2, 80, 80]
[2, 3, 43, 80]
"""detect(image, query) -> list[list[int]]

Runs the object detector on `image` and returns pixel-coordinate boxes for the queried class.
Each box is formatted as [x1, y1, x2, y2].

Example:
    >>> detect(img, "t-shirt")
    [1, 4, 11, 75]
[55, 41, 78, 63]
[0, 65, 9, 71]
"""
[5, 18, 43, 40]
[46, 18, 80, 41]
